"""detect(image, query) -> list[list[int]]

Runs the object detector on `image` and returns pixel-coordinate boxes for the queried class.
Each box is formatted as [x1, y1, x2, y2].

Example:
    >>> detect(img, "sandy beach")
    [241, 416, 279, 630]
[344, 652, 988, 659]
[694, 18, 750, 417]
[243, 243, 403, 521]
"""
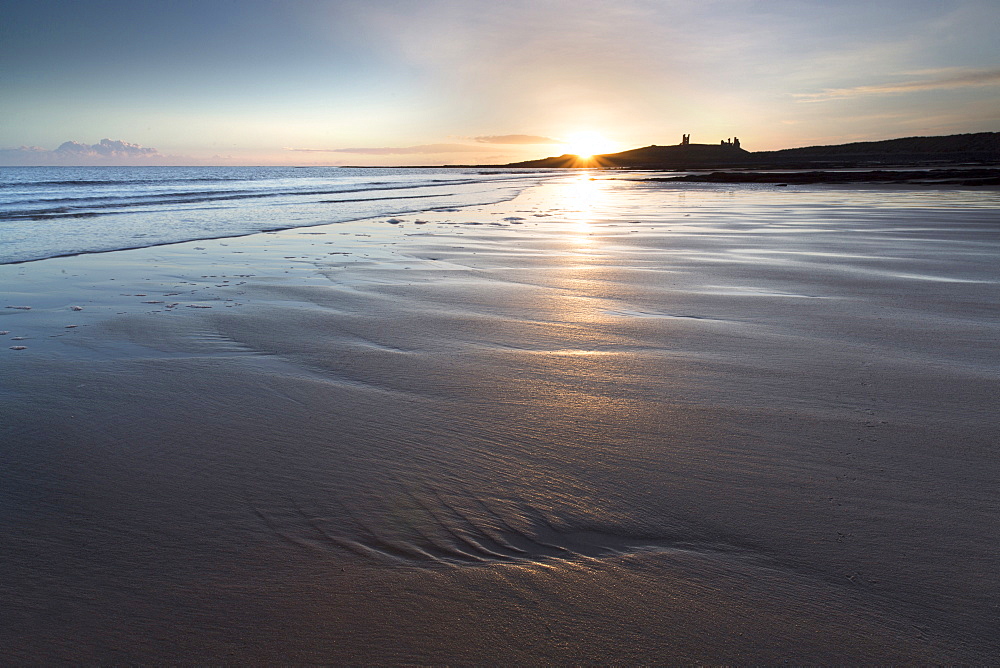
[2, 175, 999, 663]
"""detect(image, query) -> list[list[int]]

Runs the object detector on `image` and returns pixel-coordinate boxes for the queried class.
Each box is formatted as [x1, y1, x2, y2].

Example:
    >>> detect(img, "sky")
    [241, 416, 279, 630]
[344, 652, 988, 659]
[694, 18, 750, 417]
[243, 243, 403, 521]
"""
[1, 0, 998, 166]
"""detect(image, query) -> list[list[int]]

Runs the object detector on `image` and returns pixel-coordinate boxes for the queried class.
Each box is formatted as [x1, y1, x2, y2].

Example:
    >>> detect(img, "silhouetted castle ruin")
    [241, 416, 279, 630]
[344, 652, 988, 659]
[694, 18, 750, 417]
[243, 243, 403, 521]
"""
[507, 132, 750, 168]
[681, 134, 739, 149]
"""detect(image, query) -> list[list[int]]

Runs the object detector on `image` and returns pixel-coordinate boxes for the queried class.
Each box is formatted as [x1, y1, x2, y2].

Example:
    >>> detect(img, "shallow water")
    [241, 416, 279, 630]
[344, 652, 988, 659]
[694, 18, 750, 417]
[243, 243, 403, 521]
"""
[2, 175, 999, 662]
[0, 166, 557, 263]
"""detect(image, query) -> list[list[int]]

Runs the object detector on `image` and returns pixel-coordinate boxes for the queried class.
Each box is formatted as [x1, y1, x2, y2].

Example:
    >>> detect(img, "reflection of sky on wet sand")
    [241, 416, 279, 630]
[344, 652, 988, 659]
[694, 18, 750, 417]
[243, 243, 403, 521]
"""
[535, 175, 627, 333]
[560, 172, 607, 227]
[3, 176, 1000, 663]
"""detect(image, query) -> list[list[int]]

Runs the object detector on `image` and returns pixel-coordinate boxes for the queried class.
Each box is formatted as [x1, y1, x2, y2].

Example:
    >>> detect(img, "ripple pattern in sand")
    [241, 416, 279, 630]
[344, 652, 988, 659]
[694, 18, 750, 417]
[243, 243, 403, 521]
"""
[246, 482, 752, 569]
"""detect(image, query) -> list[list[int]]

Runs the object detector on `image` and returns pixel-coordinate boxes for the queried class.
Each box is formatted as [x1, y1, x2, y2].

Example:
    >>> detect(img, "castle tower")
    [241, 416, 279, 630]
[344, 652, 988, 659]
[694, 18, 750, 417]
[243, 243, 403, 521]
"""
[681, 134, 690, 146]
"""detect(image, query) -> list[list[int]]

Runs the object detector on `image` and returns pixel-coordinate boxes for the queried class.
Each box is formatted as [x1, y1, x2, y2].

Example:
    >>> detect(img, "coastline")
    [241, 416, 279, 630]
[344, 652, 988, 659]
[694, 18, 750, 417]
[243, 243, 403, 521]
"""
[644, 167, 1000, 186]
[3, 176, 999, 663]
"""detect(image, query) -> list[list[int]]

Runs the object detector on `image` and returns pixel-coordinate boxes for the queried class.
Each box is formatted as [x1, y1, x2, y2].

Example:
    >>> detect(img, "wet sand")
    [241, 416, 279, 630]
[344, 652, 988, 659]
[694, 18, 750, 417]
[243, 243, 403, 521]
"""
[2, 176, 999, 663]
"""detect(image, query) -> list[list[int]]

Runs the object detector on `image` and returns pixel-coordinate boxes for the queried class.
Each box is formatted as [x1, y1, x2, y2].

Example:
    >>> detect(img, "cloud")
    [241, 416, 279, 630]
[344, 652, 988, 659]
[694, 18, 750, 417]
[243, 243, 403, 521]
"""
[0, 138, 164, 165]
[56, 138, 160, 157]
[473, 134, 565, 145]
[287, 137, 565, 156]
[287, 143, 492, 155]
[796, 67, 1000, 102]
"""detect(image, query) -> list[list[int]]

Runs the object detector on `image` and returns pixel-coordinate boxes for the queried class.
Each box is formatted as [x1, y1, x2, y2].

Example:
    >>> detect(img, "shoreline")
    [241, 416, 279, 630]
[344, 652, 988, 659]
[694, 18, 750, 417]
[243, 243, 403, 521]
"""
[3, 176, 999, 663]
[4, 170, 998, 268]
[0, 166, 556, 265]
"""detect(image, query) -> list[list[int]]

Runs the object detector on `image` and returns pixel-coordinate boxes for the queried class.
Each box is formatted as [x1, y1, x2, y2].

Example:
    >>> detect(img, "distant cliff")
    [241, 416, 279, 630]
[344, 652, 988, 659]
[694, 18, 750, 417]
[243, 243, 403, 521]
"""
[507, 142, 749, 168]
[750, 132, 1000, 167]
[504, 132, 1000, 169]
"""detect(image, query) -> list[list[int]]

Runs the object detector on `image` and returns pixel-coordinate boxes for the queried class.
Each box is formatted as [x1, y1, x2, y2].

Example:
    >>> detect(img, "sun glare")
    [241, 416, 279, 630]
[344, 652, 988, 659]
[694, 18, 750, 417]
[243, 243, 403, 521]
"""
[563, 131, 617, 159]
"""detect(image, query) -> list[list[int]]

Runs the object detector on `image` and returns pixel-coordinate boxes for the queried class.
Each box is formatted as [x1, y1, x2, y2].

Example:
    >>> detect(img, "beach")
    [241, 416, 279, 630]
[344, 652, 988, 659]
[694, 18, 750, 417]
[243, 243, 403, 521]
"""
[2, 173, 999, 663]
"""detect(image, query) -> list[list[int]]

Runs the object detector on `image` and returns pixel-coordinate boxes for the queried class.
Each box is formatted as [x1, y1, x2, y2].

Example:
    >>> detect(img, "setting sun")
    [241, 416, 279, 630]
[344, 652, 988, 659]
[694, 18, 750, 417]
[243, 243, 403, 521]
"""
[563, 131, 618, 159]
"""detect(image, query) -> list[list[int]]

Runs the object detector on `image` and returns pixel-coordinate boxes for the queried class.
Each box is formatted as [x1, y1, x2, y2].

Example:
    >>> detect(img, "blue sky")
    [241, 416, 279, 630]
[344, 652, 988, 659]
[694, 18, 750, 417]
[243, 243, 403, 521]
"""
[2, 0, 997, 165]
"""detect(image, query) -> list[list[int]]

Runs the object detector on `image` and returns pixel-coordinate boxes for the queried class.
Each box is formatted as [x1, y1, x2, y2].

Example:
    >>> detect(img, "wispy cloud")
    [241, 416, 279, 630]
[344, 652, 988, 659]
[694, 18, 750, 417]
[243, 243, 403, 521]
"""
[286, 136, 563, 157]
[796, 67, 1000, 102]
[473, 134, 564, 145]
[286, 143, 492, 155]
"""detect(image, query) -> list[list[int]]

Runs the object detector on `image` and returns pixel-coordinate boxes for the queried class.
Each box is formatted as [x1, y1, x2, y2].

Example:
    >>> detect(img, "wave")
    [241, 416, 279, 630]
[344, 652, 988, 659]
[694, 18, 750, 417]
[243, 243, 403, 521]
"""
[0, 167, 557, 264]
[0, 176, 249, 188]
[0, 175, 536, 222]
[0, 179, 532, 221]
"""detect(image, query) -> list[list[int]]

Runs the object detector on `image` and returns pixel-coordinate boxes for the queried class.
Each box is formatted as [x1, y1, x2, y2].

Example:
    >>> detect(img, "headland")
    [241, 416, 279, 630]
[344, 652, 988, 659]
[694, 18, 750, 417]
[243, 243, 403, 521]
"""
[505, 132, 1000, 173]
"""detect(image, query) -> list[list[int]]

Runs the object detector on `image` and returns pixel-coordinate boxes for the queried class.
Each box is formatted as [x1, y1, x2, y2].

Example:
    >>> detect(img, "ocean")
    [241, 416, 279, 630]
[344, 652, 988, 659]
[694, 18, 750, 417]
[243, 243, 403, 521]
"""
[0, 166, 557, 264]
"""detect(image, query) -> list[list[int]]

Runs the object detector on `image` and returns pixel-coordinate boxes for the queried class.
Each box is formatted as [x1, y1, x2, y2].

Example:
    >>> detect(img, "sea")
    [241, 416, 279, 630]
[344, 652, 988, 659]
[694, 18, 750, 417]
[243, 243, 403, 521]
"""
[0, 166, 559, 264]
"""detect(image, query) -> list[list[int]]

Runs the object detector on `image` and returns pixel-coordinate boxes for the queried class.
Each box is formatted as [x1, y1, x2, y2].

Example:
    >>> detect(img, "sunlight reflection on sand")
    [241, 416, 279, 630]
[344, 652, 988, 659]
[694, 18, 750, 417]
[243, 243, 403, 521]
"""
[2, 174, 999, 663]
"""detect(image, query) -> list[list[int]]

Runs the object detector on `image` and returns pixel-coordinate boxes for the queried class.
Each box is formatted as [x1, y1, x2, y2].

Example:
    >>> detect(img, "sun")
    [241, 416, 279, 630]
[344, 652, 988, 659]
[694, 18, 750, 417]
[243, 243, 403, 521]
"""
[563, 131, 618, 159]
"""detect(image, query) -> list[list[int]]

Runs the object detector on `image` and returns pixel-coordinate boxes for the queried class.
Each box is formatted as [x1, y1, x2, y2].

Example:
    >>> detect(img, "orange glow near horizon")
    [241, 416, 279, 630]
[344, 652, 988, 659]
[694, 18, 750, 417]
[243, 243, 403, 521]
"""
[562, 131, 619, 160]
